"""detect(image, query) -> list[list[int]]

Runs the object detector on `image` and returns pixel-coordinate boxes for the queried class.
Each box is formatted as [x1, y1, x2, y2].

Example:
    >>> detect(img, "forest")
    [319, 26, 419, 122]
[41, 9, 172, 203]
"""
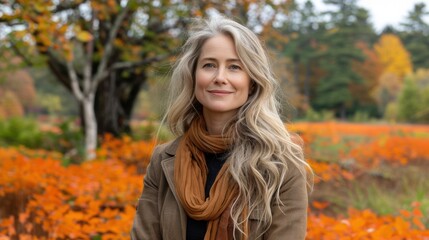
[1, 0, 429, 239]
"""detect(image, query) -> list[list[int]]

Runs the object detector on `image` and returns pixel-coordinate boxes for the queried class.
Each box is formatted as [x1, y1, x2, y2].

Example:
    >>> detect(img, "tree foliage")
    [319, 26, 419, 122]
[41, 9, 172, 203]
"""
[399, 3, 429, 69]
[313, 0, 372, 118]
[351, 41, 383, 113]
[2, 0, 429, 126]
[374, 34, 413, 78]
[1, 0, 293, 158]
[397, 78, 422, 122]
[397, 72, 429, 123]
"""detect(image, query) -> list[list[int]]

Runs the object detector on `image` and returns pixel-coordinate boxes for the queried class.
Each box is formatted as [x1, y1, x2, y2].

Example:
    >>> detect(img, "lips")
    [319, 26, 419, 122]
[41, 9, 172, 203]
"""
[207, 90, 234, 94]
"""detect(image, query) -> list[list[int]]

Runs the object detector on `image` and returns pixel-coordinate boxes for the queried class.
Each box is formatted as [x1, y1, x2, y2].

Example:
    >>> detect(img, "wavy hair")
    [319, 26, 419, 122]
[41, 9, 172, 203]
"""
[164, 16, 313, 237]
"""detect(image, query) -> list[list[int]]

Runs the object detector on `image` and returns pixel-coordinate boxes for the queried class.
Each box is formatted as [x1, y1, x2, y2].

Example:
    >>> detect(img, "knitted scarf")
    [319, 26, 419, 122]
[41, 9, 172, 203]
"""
[174, 116, 248, 240]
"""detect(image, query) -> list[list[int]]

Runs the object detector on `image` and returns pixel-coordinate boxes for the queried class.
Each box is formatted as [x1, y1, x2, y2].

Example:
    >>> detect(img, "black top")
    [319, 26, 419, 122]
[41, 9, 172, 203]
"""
[186, 152, 228, 240]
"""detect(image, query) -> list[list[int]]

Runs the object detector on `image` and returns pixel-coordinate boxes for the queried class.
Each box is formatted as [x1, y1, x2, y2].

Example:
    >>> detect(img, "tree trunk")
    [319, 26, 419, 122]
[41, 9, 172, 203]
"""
[304, 62, 311, 102]
[48, 56, 146, 137]
[82, 94, 97, 160]
[340, 104, 347, 120]
[293, 57, 300, 89]
[95, 70, 147, 136]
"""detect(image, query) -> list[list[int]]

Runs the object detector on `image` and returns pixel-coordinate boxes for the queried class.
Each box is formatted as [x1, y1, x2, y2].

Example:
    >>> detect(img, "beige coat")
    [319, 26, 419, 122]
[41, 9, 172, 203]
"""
[131, 138, 308, 240]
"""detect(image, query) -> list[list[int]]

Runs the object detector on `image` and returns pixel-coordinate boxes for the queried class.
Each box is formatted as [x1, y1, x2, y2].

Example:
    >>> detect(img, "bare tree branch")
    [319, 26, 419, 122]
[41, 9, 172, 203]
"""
[84, 15, 95, 94]
[93, 3, 130, 89]
[67, 61, 84, 102]
[112, 54, 170, 70]
[53, 0, 88, 13]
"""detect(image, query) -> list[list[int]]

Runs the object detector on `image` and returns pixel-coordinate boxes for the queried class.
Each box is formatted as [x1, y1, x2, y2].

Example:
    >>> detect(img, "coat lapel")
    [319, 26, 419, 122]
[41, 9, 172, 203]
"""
[161, 138, 187, 240]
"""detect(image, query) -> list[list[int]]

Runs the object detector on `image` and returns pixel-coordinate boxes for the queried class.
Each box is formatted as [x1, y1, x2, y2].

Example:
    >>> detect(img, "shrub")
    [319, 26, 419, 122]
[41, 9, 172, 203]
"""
[0, 147, 142, 239]
[0, 117, 43, 148]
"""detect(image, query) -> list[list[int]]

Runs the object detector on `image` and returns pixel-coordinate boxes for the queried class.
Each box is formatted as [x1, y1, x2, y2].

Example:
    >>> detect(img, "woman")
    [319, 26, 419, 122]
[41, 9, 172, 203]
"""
[131, 16, 312, 240]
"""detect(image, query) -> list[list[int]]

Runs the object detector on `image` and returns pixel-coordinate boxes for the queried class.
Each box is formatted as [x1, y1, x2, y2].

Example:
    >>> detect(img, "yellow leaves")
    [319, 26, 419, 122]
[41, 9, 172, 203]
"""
[374, 34, 413, 78]
[12, 30, 27, 39]
[36, 33, 52, 47]
[33, 2, 52, 14]
[74, 25, 93, 42]
[76, 31, 93, 43]
[61, 41, 74, 61]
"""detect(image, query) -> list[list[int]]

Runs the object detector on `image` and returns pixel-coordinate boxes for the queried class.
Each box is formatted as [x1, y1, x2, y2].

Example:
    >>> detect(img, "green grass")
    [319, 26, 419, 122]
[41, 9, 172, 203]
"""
[312, 162, 429, 227]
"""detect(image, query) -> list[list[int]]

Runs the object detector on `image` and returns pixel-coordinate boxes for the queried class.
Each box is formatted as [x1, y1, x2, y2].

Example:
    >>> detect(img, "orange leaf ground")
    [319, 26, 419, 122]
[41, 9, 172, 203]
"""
[1, 121, 428, 239]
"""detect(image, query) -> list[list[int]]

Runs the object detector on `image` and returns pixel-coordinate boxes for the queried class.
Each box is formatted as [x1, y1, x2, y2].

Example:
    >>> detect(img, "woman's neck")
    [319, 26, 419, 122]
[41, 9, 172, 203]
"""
[202, 110, 236, 135]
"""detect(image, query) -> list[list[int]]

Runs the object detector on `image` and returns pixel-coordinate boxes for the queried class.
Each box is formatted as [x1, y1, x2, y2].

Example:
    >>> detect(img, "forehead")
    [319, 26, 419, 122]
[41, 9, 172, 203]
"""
[198, 34, 239, 60]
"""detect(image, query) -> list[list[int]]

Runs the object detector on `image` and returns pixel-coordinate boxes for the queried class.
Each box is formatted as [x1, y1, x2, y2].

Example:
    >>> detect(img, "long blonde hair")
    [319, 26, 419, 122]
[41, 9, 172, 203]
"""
[165, 16, 313, 237]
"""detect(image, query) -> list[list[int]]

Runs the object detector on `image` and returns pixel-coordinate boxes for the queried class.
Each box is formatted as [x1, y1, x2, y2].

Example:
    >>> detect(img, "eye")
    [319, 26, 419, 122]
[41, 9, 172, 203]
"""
[229, 64, 242, 70]
[202, 63, 216, 68]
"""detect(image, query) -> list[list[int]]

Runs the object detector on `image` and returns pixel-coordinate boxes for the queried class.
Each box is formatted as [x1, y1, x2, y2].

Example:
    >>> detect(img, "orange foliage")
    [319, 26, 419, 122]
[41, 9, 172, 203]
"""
[352, 41, 383, 105]
[289, 121, 429, 167]
[97, 134, 156, 173]
[308, 159, 355, 183]
[348, 136, 429, 167]
[0, 147, 143, 239]
[307, 204, 429, 239]
[1, 123, 429, 238]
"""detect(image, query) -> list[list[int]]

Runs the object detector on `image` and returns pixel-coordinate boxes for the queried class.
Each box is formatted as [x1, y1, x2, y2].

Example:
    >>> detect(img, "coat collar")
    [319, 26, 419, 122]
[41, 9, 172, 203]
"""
[164, 137, 181, 156]
[160, 137, 187, 240]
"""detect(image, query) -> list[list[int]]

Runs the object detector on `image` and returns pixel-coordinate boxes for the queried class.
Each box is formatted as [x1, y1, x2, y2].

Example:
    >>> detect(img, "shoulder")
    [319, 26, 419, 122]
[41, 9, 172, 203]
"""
[149, 137, 181, 164]
[280, 158, 308, 194]
[144, 137, 181, 180]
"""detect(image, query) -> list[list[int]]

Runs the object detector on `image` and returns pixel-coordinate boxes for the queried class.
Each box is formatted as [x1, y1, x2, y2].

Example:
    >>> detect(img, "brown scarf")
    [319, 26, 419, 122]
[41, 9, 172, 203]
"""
[174, 117, 248, 240]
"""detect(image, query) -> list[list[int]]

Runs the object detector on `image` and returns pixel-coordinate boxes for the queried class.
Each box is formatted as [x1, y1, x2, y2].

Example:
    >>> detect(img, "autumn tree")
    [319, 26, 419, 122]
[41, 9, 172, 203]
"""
[0, 50, 36, 116]
[374, 34, 413, 78]
[1, 0, 292, 159]
[2, 70, 37, 113]
[372, 34, 413, 117]
[351, 41, 383, 116]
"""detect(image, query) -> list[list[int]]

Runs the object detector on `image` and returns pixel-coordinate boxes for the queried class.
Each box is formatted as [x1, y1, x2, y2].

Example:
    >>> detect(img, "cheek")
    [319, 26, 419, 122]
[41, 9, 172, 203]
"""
[194, 71, 206, 101]
[195, 71, 210, 88]
[239, 76, 251, 95]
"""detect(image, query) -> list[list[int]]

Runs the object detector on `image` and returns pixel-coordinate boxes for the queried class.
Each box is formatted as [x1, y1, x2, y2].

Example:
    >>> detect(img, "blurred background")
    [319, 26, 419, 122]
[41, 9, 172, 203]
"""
[0, 0, 428, 239]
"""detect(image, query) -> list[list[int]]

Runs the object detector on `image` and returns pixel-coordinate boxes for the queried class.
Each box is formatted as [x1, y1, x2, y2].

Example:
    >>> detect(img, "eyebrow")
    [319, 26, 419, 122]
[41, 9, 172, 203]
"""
[199, 57, 242, 62]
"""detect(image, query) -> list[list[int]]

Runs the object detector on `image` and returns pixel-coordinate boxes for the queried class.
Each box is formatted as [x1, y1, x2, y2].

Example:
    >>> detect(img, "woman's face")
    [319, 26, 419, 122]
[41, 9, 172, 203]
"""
[194, 34, 251, 121]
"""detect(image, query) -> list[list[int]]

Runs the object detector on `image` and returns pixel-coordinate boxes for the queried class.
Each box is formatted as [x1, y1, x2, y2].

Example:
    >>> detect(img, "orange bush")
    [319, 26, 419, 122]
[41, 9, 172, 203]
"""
[97, 134, 156, 173]
[307, 204, 429, 239]
[308, 159, 355, 183]
[289, 122, 429, 167]
[0, 147, 143, 239]
[1, 123, 429, 239]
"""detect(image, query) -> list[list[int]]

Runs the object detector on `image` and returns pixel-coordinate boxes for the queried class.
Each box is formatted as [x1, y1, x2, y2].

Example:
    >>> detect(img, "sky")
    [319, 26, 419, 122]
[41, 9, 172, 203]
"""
[301, 0, 429, 32]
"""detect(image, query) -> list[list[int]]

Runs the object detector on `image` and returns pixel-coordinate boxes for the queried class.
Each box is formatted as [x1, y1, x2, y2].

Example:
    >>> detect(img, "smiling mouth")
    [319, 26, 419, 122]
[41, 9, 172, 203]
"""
[208, 90, 233, 94]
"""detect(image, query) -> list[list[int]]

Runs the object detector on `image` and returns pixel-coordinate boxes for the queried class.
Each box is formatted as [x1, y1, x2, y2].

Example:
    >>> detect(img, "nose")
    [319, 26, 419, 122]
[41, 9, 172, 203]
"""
[214, 67, 227, 84]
